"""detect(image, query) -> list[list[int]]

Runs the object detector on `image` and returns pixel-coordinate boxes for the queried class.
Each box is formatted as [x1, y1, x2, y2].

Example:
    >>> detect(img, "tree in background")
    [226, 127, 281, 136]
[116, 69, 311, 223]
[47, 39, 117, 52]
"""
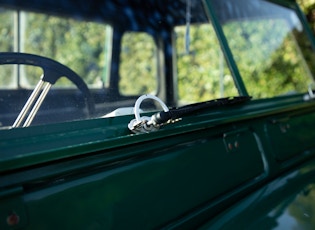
[298, 0, 315, 34]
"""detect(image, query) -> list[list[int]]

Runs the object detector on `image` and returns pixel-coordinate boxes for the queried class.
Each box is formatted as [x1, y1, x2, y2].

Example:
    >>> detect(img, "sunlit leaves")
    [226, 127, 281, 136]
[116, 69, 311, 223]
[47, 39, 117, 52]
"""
[119, 32, 157, 95]
[24, 14, 107, 87]
[175, 24, 238, 104]
[224, 17, 314, 98]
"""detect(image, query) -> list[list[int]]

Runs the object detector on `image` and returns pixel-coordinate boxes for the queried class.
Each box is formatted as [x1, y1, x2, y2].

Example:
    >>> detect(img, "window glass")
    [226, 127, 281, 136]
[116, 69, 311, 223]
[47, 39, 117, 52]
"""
[0, 8, 14, 88]
[175, 23, 238, 105]
[0, 9, 112, 89]
[210, 0, 315, 99]
[119, 32, 157, 95]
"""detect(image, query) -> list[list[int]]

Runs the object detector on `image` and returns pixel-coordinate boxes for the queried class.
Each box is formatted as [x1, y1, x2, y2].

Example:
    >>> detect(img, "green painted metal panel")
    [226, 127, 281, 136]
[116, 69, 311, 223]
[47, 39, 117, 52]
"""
[0, 95, 312, 174]
[199, 159, 315, 230]
[265, 111, 315, 161]
[1, 128, 264, 229]
[0, 194, 28, 229]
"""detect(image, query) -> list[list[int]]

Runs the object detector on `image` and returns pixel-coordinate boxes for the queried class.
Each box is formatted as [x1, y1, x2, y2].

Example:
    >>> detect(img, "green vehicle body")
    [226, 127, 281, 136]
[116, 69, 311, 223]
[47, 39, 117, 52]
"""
[1, 0, 315, 229]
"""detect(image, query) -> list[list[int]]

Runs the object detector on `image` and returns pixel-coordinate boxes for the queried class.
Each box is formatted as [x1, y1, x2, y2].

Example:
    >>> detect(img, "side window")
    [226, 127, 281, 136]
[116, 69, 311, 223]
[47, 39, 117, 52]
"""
[119, 32, 157, 95]
[175, 24, 238, 105]
[0, 8, 15, 88]
[0, 9, 112, 89]
[0, 9, 113, 127]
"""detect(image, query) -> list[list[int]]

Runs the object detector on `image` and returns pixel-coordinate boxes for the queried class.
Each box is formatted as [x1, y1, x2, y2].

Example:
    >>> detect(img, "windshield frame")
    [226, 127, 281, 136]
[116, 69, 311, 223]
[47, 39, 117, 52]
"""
[204, 0, 315, 99]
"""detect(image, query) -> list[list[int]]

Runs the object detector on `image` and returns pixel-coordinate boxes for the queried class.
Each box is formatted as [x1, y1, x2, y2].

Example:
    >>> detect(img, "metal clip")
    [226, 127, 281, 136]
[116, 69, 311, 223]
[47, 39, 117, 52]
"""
[128, 116, 160, 134]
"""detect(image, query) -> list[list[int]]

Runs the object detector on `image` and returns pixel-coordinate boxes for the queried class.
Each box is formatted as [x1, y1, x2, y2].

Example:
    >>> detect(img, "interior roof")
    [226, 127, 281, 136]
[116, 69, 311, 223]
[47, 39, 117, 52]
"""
[0, 0, 207, 30]
[0, 0, 297, 31]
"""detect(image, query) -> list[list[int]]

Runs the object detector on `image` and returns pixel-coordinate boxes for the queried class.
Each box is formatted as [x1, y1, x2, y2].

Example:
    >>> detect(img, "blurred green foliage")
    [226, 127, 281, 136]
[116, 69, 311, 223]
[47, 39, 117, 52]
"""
[298, 0, 315, 34]
[224, 18, 314, 98]
[175, 25, 238, 104]
[0, 11, 107, 88]
[24, 13, 107, 87]
[119, 32, 157, 95]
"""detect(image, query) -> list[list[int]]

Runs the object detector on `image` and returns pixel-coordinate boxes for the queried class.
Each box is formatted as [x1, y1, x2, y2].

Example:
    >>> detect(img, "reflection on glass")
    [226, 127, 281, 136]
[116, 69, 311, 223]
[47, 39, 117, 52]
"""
[175, 23, 238, 105]
[211, 0, 315, 99]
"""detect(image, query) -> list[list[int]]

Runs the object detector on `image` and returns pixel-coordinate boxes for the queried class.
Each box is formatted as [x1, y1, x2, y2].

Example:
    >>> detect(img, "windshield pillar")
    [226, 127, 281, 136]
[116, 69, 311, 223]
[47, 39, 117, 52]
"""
[203, 0, 249, 97]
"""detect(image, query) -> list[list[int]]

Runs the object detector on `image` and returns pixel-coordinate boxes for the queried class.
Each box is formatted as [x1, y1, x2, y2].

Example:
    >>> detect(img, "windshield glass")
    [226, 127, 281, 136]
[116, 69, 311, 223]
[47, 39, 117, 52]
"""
[210, 0, 315, 98]
[0, 6, 161, 127]
[0, 0, 240, 128]
[175, 23, 238, 105]
[1, 0, 313, 129]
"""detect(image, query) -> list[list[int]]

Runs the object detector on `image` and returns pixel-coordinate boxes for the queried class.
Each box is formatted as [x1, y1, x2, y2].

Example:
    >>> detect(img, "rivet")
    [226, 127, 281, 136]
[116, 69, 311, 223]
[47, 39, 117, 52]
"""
[6, 212, 20, 226]
[228, 143, 233, 150]
[280, 125, 287, 133]
[234, 141, 239, 148]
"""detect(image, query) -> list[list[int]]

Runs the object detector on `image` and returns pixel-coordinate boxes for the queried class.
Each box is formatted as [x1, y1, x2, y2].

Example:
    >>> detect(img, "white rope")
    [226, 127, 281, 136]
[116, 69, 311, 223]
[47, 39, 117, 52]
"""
[128, 94, 169, 133]
[134, 94, 169, 122]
